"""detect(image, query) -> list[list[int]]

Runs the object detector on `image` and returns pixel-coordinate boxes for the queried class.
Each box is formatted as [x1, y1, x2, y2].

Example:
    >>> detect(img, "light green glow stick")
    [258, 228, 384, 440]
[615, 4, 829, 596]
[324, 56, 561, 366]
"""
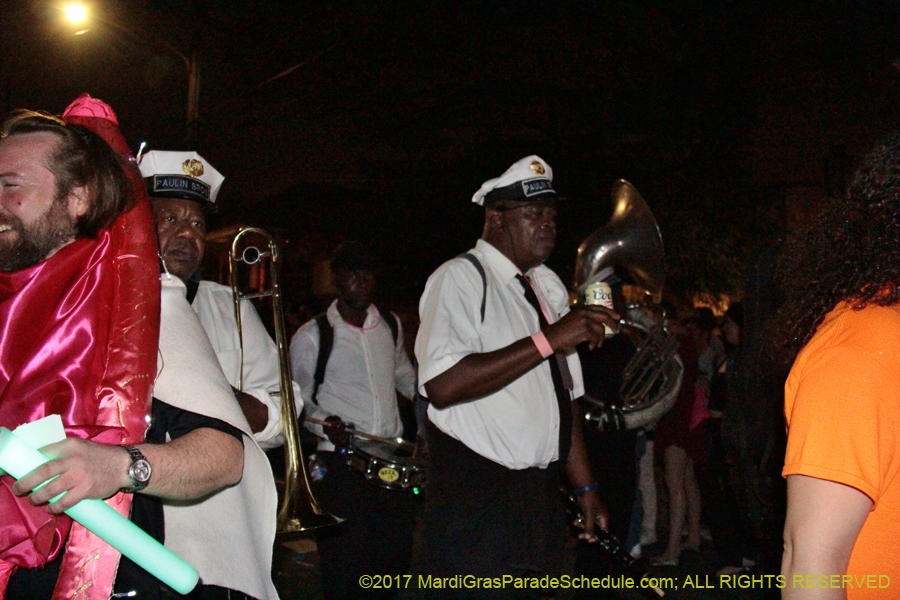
[0, 416, 199, 595]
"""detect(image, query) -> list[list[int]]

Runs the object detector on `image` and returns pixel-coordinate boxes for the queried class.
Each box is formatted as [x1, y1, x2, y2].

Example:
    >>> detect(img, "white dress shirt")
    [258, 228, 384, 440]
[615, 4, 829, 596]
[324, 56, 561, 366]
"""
[289, 300, 417, 451]
[415, 239, 584, 470]
[192, 280, 303, 450]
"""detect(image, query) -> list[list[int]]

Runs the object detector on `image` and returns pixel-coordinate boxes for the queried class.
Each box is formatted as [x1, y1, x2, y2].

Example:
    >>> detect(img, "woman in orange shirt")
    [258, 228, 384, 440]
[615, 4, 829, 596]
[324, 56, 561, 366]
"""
[774, 133, 900, 599]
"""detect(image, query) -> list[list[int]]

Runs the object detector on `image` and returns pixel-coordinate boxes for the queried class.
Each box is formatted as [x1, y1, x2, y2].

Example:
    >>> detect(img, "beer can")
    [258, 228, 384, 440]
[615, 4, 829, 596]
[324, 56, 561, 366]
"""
[584, 282, 615, 337]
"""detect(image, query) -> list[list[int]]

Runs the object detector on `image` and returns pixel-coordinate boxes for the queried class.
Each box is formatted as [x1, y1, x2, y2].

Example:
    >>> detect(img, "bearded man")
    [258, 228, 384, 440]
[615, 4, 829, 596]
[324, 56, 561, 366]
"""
[1, 101, 277, 600]
[0, 102, 161, 598]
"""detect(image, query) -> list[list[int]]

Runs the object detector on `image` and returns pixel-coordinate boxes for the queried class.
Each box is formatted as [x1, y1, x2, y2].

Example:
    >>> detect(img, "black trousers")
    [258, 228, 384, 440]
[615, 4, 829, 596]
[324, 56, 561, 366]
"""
[573, 428, 638, 600]
[421, 423, 566, 600]
[312, 450, 417, 600]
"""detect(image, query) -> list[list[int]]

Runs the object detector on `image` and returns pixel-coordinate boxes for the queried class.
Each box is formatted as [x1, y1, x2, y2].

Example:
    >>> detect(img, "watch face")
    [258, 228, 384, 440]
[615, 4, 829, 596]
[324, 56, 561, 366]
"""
[131, 459, 152, 483]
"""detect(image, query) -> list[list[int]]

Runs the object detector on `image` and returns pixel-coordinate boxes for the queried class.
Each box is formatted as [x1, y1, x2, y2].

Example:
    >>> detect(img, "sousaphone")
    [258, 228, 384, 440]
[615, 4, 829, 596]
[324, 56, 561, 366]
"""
[573, 180, 681, 431]
[573, 180, 665, 301]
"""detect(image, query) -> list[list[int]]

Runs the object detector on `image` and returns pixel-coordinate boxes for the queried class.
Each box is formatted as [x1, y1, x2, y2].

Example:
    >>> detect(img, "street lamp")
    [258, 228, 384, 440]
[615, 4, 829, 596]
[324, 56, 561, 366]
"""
[63, 2, 90, 35]
[64, 3, 87, 25]
[63, 2, 201, 143]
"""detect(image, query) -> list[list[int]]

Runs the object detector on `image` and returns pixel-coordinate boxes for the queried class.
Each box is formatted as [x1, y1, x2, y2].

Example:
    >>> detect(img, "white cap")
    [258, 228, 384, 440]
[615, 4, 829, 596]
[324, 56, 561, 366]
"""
[472, 155, 555, 206]
[138, 150, 224, 205]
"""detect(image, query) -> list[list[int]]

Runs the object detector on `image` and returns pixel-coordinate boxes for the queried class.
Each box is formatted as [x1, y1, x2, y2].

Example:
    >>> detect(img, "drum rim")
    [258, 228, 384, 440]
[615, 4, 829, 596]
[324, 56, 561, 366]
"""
[346, 437, 427, 492]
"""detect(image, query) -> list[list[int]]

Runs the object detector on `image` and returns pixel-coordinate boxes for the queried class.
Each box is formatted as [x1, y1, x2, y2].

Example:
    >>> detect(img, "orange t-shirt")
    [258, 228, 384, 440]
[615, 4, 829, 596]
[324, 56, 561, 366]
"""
[784, 302, 900, 598]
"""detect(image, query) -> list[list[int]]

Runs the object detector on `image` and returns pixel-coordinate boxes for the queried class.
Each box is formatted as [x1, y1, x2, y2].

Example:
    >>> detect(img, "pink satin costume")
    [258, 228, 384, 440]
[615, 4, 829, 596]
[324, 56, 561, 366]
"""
[0, 96, 160, 600]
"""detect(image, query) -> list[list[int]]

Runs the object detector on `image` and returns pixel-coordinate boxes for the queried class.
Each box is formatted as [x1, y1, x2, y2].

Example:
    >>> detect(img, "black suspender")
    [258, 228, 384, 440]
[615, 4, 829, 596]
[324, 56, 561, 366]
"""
[459, 253, 487, 323]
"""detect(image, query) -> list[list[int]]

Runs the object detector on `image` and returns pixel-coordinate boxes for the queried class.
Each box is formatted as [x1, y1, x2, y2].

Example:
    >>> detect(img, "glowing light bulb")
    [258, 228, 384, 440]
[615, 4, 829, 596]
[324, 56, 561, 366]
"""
[65, 4, 88, 25]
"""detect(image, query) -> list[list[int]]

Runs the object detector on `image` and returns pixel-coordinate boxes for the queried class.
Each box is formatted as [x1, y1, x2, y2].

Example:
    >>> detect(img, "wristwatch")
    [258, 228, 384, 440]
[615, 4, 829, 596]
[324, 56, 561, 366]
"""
[120, 445, 152, 493]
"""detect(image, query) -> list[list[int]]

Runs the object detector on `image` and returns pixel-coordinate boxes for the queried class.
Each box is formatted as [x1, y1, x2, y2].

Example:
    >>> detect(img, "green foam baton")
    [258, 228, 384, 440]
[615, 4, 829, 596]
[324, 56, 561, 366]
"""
[0, 416, 199, 594]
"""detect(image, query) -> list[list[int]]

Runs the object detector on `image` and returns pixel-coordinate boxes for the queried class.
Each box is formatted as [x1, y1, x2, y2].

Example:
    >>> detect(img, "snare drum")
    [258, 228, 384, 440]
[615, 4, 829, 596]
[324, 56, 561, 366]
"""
[346, 437, 426, 493]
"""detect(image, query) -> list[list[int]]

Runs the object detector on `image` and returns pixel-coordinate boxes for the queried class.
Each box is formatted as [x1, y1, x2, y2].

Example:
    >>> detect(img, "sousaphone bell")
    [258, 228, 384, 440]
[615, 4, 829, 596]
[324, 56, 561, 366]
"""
[573, 180, 681, 431]
[573, 180, 665, 301]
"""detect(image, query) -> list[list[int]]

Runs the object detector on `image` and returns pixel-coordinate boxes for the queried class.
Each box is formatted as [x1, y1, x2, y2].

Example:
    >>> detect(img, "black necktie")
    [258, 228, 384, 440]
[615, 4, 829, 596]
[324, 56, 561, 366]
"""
[516, 274, 573, 462]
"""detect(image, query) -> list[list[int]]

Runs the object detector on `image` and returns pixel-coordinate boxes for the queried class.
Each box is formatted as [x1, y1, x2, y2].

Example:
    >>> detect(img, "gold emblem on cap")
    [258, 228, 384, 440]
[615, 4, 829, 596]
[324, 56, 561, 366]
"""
[530, 161, 545, 175]
[182, 159, 204, 178]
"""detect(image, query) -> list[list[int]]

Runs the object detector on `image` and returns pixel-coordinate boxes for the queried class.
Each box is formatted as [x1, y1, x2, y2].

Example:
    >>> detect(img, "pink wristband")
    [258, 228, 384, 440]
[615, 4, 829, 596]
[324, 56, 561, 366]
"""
[531, 331, 554, 359]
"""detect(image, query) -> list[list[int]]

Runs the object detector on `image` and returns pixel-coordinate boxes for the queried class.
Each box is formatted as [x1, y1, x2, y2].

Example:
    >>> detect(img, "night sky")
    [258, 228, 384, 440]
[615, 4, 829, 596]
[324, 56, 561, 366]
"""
[4, 0, 900, 309]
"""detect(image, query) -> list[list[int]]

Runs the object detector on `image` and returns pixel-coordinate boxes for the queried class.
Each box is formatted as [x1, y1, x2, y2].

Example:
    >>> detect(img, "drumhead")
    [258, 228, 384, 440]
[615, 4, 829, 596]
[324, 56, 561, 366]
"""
[353, 438, 418, 464]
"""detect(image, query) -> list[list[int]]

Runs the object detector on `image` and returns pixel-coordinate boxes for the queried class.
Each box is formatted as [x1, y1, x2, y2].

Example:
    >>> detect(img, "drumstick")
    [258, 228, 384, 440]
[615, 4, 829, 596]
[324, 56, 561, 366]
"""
[303, 416, 407, 448]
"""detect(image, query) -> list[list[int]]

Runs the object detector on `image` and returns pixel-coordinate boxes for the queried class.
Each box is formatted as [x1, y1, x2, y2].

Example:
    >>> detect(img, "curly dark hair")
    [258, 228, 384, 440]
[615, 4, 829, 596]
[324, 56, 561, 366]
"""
[772, 132, 900, 369]
[0, 110, 132, 238]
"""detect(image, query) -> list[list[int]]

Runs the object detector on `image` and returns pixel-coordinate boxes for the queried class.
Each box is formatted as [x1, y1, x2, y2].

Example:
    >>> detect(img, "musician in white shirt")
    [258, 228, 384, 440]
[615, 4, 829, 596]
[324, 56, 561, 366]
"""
[416, 156, 619, 596]
[289, 240, 417, 600]
[140, 150, 302, 450]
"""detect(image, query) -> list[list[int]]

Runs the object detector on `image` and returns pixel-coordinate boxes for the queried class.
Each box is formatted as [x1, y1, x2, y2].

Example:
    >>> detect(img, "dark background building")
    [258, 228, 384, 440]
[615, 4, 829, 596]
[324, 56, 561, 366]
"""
[4, 0, 900, 310]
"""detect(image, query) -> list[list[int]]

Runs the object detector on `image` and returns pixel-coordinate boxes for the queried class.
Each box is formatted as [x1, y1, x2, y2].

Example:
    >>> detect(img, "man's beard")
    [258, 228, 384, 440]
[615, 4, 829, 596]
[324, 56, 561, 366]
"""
[0, 199, 77, 272]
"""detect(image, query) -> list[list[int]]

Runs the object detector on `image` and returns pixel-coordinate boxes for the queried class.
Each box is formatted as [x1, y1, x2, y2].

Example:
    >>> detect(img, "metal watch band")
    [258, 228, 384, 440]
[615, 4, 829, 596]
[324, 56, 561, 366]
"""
[120, 444, 151, 493]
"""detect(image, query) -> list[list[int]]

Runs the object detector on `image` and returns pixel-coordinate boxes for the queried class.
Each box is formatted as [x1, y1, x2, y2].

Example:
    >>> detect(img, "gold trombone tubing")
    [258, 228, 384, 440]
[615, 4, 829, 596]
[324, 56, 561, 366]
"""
[229, 227, 342, 535]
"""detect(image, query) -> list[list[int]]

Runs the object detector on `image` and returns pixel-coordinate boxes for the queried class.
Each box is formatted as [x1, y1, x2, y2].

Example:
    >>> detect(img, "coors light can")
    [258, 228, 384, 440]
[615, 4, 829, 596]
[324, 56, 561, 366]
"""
[585, 282, 615, 337]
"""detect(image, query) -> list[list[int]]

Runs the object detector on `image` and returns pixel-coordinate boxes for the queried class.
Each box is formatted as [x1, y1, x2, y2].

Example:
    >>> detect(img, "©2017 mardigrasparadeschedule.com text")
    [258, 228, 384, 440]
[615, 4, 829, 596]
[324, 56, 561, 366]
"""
[356, 573, 893, 593]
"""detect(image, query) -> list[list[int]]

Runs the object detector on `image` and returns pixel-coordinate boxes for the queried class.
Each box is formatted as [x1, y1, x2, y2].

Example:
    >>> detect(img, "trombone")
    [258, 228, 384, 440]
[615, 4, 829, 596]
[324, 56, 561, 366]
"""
[229, 227, 341, 535]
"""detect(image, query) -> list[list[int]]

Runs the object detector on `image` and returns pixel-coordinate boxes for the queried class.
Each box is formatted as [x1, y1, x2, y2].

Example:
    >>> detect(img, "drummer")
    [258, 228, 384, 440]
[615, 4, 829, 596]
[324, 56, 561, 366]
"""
[289, 240, 418, 600]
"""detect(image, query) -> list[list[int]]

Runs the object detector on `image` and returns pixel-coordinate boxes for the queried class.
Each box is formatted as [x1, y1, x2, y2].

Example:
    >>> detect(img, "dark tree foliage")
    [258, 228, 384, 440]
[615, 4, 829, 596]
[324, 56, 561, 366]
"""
[773, 132, 900, 371]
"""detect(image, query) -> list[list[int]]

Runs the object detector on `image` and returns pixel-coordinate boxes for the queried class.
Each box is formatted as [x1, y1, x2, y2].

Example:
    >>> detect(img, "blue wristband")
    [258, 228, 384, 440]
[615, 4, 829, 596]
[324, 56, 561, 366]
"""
[572, 482, 599, 496]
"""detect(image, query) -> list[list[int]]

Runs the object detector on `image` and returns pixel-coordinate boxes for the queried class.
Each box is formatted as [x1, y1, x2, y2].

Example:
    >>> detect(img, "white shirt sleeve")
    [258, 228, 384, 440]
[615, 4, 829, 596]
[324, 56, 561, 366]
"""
[415, 260, 485, 396]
